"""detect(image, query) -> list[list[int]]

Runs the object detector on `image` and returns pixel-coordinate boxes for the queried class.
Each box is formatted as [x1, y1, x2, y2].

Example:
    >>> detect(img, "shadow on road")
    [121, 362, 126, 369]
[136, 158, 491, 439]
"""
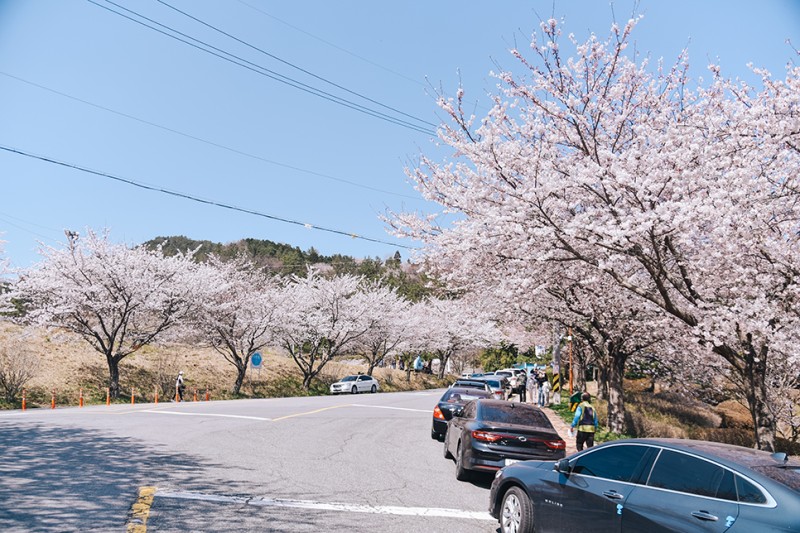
[0, 422, 232, 532]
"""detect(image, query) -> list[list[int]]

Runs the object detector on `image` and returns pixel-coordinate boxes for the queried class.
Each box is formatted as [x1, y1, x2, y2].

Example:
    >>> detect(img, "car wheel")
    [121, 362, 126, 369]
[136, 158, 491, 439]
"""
[455, 442, 471, 481]
[371, 384, 377, 393]
[500, 486, 534, 533]
[351, 385, 358, 394]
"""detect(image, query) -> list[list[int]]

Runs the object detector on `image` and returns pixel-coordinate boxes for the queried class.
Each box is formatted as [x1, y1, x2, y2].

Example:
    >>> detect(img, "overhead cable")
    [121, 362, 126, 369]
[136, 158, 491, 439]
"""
[0, 71, 422, 201]
[157, 0, 437, 129]
[87, 0, 436, 136]
[0, 144, 415, 250]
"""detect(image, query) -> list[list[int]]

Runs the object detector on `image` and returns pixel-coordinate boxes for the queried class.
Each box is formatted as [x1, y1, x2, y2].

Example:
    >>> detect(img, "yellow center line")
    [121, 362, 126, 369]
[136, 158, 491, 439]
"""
[126, 486, 156, 532]
[271, 404, 352, 422]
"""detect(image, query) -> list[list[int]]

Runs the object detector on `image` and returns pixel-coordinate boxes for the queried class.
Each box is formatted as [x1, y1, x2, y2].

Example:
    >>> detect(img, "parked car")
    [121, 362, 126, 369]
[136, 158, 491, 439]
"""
[450, 379, 492, 393]
[431, 387, 492, 440]
[489, 438, 800, 533]
[330, 374, 379, 394]
[475, 376, 510, 400]
[444, 399, 565, 481]
[494, 369, 520, 391]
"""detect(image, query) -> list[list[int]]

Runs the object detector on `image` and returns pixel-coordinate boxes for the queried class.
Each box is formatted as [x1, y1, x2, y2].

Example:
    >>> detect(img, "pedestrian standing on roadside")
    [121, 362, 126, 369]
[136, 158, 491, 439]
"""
[518, 371, 527, 402]
[571, 392, 598, 451]
[541, 378, 551, 406]
[176, 371, 185, 401]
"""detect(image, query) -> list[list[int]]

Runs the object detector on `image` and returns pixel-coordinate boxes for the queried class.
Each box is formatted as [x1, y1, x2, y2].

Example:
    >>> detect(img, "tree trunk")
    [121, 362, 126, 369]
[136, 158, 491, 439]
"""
[107, 355, 121, 399]
[302, 373, 314, 390]
[743, 345, 775, 451]
[232, 363, 246, 395]
[596, 361, 609, 401]
[437, 353, 450, 379]
[605, 349, 627, 434]
[573, 353, 587, 395]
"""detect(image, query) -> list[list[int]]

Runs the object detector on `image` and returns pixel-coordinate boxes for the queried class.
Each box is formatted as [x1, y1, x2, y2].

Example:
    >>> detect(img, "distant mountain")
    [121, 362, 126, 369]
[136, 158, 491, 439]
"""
[142, 235, 432, 301]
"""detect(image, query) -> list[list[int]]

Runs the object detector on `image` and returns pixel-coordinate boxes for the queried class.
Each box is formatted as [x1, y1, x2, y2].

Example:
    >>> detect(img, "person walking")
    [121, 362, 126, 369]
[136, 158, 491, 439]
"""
[571, 392, 599, 451]
[518, 371, 527, 402]
[527, 370, 537, 404]
[175, 371, 185, 402]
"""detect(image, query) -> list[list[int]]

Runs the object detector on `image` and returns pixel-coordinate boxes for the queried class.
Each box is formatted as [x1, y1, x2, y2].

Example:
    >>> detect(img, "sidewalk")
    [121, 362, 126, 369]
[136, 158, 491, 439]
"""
[509, 393, 577, 455]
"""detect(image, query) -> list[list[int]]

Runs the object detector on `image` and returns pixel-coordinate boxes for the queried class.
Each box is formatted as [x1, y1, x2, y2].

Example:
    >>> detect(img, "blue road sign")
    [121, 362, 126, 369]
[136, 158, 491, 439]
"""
[251, 352, 263, 368]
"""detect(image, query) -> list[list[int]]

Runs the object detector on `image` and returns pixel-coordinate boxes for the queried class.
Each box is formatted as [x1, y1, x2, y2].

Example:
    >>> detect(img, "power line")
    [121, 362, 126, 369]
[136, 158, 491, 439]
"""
[0, 71, 422, 201]
[156, 0, 437, 129]
[87, 0, 436, 136]
[235, 0, 425, 88]
[0, 144, 415, 250]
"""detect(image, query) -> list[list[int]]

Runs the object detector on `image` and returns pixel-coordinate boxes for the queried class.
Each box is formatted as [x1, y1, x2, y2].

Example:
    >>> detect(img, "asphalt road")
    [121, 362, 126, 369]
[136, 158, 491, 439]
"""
[0, 390, 501, 532]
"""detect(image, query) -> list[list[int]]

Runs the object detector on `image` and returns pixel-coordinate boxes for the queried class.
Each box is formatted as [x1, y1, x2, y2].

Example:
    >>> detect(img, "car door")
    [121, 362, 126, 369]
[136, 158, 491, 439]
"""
[446, 401, 475, 455]
[357, 375, 371, 392]
[552, 444, 656, 533]
[622, 449, 740, 533]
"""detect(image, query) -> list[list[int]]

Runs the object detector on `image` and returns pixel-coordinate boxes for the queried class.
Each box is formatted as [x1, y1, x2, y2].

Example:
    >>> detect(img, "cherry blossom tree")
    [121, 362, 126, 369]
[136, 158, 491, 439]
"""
[393, 19, 800, 450]
[191, 256, 282, 395]
[352, 282, 411, 376]
[11, 230, 200, 398]
[273, 271, 372, 390]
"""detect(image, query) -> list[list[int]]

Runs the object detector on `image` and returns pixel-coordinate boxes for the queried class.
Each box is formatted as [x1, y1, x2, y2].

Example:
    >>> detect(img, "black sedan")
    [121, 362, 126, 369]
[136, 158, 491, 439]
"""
[444, 399, 566, 481]
[431, 387, 492, 440]
[489, 438, 800, 533]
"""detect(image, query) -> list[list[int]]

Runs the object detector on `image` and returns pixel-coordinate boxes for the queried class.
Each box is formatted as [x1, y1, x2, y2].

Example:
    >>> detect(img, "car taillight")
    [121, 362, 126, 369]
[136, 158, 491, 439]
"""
[545, 440, 566, 450]
[433, 406, 445, 420]
[472, 430, 503, 443]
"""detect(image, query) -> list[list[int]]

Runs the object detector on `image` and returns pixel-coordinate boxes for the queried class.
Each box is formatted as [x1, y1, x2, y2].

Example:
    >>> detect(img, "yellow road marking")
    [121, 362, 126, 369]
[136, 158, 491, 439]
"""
[271, 404, 351, 421]
[127, 486, 156, 532]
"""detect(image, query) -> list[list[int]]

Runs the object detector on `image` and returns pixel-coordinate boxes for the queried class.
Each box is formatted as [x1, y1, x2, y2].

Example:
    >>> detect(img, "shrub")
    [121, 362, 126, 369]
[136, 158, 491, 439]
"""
[0, 338, 39, 403]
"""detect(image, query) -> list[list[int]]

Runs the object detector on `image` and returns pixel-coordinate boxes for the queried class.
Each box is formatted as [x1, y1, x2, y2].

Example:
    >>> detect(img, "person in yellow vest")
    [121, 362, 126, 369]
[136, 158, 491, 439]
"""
[570, 392, 598, 451]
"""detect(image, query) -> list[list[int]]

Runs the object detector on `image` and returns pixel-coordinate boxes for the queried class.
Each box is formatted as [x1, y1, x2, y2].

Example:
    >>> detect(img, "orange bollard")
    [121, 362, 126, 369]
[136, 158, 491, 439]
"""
[154, 386, 159, 405]
[175, 385, 180, 403]
[21, 389, 26, 411]
[205, 387, 209, 401]
[193, 388, 197, 402]
[51, 389, 55, 409]
[79, 388, 84, 408]
[131, 387, 135, 405]
[106, 387, 110, 406]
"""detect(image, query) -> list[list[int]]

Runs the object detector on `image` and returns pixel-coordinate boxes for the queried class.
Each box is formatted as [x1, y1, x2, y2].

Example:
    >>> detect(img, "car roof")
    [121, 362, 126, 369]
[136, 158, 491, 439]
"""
[453, 379, 488, 386]
[441, 387, 491, 399]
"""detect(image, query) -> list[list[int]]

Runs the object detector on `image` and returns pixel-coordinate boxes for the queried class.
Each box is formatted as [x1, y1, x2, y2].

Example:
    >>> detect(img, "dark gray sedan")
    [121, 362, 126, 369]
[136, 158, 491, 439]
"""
[489, 438, 800, 533]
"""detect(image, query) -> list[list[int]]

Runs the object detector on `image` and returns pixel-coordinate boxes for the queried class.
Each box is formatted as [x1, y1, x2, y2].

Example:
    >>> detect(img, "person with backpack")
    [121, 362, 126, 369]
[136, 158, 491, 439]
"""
[571, 392, 598, 450]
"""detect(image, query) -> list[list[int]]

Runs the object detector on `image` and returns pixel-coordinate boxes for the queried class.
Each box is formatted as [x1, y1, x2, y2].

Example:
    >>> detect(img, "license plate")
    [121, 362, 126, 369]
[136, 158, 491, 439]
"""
[505, 459, 521, 466]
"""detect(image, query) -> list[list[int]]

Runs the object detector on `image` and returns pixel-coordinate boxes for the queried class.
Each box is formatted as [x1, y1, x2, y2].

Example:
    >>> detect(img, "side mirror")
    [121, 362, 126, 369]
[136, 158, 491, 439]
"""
[555, 458, 571, 475]
[452, 407, 464, 418]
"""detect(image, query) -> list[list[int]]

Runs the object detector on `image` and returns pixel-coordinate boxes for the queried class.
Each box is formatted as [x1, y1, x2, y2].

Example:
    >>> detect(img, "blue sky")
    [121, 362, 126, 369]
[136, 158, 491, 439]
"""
[1, 0, 799, 269]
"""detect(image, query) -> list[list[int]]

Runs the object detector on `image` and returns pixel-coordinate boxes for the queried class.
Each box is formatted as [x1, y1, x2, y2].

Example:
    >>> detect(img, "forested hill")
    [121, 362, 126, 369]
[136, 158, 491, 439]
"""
[142, 235, 432, 301]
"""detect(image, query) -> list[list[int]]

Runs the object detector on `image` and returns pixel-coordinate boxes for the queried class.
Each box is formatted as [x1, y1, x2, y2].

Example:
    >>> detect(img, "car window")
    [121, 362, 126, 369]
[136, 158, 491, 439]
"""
[478, 404, 549, 426]
[484, 379, 501, 388]
[462, 402, 477, 418]
[358, 375, 370, 381]
[341, 376, 356, 382]
[736, 475, 767, 504]
[647, 450, 737, 500]
[572, 445, 653, 483]
[442, 389, 489, 402]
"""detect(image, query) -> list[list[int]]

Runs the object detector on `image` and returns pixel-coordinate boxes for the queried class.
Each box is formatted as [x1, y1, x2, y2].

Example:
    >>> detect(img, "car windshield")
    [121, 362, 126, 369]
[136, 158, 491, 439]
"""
[483, 379, 502, 388]
[340, 376, 357, 382]
[479, 404, 549, 426]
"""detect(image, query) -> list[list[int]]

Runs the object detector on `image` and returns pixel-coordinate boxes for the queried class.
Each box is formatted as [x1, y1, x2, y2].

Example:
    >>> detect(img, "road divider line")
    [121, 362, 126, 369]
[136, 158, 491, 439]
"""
[156, 490, 495, 521]
[141, 409, 271, 421]
[271, 404, 349, 421]
[126, 486, 156, 532]
[350, 404, 430, 413]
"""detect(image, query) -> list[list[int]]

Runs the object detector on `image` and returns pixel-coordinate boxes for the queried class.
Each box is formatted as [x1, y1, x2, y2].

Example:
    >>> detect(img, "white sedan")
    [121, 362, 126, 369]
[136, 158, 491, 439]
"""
[330, 374, 380, 394]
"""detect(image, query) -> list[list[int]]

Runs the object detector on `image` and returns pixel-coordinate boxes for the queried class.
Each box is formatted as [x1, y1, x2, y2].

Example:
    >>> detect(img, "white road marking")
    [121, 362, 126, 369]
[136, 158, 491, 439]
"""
[156, 490, 495, 521]
[141, 409, 271, 421]
[351, 404, 430, 413]
[0, 412, 24, 417]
